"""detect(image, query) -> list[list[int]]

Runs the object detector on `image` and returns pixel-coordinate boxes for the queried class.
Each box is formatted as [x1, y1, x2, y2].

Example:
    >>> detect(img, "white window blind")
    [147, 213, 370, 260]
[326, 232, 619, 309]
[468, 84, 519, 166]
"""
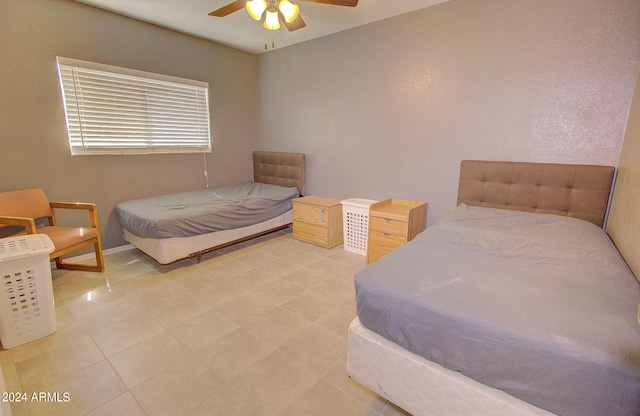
[56, 57, 211, 155]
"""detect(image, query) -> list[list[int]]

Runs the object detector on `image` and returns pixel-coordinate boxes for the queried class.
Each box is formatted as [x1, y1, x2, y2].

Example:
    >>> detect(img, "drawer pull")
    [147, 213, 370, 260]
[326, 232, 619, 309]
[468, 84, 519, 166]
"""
[383, 218, 391, 222]
[321, 208, 325, 222]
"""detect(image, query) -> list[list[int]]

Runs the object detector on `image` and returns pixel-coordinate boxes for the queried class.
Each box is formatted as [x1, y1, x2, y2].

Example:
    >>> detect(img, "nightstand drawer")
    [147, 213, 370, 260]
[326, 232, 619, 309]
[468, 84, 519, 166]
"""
[369, 216, 407, 236]
[293, 203, 329, 227]
[367, 231, 406, 262]
[293, 222, 330, 247]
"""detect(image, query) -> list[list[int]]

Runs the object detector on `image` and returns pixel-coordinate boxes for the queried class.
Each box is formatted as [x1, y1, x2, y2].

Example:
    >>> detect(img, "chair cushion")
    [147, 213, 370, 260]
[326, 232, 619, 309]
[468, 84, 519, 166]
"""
[38, 226, 98, 251]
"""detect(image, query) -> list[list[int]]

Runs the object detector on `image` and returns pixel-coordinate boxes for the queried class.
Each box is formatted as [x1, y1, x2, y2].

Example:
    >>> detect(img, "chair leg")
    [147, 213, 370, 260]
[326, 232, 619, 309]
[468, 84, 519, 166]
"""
[94, 240, 105, 271]
[54, 242, 105, 272]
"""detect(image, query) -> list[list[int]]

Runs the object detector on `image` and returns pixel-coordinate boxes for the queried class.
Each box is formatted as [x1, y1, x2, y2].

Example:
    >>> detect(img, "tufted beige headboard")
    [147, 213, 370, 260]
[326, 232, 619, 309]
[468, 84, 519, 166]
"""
[253, 151, 306, 196]
[457, 160, 615, 228]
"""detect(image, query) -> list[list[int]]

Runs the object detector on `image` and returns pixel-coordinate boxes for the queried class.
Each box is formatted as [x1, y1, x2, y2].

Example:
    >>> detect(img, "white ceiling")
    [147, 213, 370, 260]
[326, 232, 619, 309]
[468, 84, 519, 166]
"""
[75, 0, 449, 54]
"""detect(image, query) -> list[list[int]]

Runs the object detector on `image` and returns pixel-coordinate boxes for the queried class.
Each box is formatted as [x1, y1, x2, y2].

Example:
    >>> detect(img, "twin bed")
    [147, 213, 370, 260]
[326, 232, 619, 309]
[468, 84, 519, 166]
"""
[115, 151, 305, 264]
[348, 161, 640, 416]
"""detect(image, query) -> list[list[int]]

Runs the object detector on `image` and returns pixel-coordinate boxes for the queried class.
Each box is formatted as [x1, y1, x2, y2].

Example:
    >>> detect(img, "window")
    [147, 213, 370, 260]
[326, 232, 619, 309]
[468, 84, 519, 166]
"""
[57, 57, 211, 155]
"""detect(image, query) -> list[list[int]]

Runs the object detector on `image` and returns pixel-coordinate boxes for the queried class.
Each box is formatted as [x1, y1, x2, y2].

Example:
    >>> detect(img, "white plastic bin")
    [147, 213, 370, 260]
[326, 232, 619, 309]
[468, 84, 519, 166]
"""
[341, 198, 378, 256]
[0, 234, 56, 349]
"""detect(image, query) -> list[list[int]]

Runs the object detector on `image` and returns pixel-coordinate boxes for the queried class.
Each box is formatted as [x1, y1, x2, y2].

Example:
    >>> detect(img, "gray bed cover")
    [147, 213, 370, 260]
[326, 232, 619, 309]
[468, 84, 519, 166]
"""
[116, 181, 299, 239]
[355, 204, 640, 416]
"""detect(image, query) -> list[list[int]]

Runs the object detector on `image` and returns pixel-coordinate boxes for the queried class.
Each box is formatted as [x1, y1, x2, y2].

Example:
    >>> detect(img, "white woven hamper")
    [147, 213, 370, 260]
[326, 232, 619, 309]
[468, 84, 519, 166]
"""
[0, 234, 56, 349]
[341, 198, 378, 255]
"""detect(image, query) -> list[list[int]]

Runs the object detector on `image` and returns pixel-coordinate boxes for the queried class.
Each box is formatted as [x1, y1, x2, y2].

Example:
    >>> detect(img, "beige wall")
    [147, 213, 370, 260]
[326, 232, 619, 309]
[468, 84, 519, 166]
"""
[257, 0, 640, 225]
[607, 68, 640, 278]
[0, 0, 258, 249]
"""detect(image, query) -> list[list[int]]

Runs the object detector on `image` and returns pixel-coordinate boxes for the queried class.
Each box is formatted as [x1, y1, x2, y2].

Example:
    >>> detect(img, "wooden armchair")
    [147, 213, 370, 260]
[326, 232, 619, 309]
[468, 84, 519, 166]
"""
[0, 188, 104, 272]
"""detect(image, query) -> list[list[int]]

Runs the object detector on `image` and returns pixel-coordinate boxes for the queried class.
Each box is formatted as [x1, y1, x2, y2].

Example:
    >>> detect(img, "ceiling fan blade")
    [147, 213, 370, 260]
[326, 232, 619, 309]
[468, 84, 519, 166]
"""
[300, 0, 358, 6]
[209, 0, 246, 17]
[279, 10, 307, 31]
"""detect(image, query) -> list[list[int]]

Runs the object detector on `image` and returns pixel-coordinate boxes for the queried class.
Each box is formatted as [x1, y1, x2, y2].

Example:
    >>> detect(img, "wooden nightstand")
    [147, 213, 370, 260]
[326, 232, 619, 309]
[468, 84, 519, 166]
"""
[292, 196, 343, 248]
[366, 198, 427, 264]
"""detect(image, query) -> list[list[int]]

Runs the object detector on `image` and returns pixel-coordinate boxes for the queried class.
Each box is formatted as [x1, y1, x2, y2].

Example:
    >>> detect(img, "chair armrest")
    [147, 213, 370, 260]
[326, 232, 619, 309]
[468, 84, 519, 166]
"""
[49, 201, 97, 211]
[0, 215, 37, 234]
[49, 201, 100, 228]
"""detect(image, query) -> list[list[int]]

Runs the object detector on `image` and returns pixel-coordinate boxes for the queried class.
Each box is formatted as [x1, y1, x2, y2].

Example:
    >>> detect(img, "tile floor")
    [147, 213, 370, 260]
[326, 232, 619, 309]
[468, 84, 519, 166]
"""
[0, 229, 410, 416]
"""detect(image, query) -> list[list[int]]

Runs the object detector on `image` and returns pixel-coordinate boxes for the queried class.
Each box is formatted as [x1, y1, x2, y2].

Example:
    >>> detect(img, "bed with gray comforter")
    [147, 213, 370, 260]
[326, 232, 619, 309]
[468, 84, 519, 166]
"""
[355, 203, 640, 416]
[116, 181, 299, 239]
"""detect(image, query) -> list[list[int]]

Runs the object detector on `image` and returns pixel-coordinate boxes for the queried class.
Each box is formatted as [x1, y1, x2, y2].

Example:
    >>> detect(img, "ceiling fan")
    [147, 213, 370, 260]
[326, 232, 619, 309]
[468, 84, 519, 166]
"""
[209, 0, 359, 32]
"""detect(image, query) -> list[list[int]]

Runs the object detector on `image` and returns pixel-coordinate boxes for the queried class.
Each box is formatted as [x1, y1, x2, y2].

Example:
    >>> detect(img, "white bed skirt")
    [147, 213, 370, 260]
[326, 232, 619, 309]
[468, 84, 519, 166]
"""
[123, 210, 292, 264]
[347, 317, 556, 416]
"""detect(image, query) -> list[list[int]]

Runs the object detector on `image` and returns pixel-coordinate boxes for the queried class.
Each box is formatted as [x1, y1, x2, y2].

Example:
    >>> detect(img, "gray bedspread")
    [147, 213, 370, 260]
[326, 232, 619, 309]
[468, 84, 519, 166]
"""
[355, 204, 640, 416]
[115, 181, 299, 239]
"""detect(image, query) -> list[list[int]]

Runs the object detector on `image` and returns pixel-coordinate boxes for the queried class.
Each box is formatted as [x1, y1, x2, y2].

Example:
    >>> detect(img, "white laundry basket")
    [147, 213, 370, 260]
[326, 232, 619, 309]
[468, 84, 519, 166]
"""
[341, 198, 378, 256]
[0, 234, 56, 349]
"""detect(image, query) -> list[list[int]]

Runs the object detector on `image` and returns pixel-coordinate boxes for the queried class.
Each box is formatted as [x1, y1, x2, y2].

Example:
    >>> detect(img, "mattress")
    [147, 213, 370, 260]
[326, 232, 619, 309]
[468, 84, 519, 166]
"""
[123, 211, 292, 264]
[116, 181, 299, 239]
[355, 204, 640, 416]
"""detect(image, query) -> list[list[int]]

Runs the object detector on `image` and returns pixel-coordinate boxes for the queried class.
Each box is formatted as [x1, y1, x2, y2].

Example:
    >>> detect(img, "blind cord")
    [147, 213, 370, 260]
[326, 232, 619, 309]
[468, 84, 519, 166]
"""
[203, 153, 209, 188]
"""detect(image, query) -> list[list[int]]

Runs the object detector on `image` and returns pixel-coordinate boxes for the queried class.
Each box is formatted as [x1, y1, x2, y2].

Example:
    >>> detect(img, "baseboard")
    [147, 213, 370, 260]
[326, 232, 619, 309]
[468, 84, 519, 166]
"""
[56, 244, 135, 264]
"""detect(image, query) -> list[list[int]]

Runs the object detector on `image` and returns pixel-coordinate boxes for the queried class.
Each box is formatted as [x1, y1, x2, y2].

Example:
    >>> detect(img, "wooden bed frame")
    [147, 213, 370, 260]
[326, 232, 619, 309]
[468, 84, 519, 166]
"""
[122, 151, 305, 264]
[347, 160, 617, 416]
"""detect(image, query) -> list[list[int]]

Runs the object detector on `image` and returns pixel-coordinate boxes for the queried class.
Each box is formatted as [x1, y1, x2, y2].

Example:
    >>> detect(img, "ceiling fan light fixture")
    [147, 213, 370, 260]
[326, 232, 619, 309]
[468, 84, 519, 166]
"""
[279, 0, 299, 23]
[246, 0, 267, 20]
[264, 10, 281, 30]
